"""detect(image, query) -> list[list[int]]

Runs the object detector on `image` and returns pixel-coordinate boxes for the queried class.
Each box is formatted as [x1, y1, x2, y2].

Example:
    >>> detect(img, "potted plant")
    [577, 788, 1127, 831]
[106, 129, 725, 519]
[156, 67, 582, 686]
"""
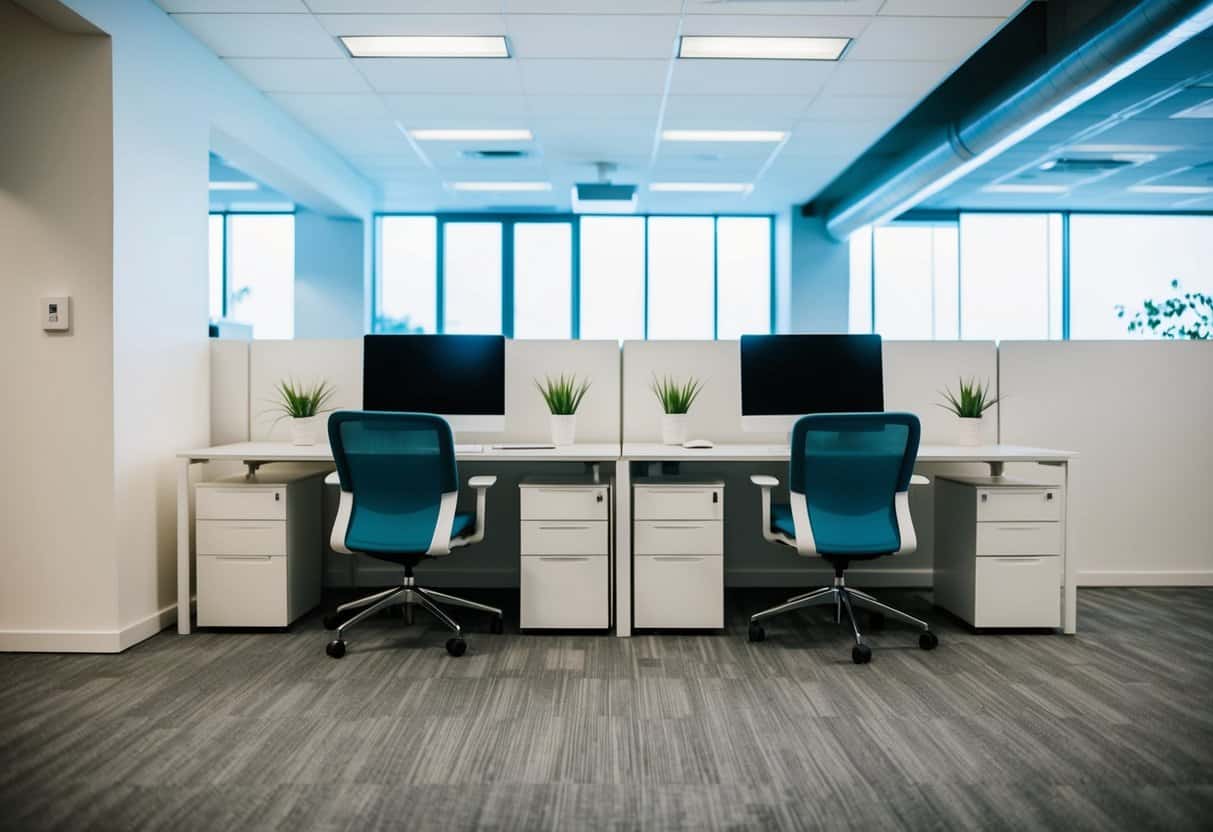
[938, 377, 998, 447]
[535, 374, 591, 446]
[272, 379, 336, 446]
[651, 375, 703, 445]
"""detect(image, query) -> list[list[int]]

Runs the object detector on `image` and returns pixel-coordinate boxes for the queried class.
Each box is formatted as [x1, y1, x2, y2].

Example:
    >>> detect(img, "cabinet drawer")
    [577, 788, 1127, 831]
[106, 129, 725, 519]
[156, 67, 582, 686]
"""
[976, 488, 1060, 523]
[520, 521, 608, 556]
[976, 522, 1061, 557]
[634, 521, 722, 556]
[197, 520, 286, 556]
[634, 486, 722, 521]
[520, 486, 609, 521]
[974, 557, 1060, 628]
[520, 556, 609, 629]
[634, 555, 723, 629]
[197, 486, 286, 521]
[197, 555, 288, 627]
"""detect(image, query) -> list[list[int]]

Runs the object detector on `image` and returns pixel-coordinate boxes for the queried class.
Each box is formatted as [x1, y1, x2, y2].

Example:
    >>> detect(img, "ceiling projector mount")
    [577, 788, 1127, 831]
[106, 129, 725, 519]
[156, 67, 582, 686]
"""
[572, 161, 637, 214]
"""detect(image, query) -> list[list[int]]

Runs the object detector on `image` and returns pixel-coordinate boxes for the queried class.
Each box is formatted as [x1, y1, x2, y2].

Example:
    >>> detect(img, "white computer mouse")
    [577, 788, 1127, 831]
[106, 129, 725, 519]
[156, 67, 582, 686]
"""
[682, 439, 715, 449]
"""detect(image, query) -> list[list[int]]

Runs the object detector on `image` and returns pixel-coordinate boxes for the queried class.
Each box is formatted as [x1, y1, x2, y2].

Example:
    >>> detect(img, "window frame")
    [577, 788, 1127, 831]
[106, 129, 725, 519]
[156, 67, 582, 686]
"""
[208, 209, 295, 324]
[372, 212, 776, 340]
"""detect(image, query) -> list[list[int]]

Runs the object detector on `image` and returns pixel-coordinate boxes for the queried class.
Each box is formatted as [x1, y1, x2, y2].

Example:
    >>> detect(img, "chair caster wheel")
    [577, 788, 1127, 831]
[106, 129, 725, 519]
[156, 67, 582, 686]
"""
[490, 617, 504, 634]
[748, 622, 766, 643]
[852, 644, 872, 664]
[867, 611, 885, 630]
[919, 631, 939, 650]
[446, 638, 467, 657]
[322, 614, 341, 631]
[326, 639, 347, 659]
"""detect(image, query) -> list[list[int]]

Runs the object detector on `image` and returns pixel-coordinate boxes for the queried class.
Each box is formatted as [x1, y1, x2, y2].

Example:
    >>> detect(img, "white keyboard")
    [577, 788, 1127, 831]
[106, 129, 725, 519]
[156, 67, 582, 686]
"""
[455, 444, 484, 454]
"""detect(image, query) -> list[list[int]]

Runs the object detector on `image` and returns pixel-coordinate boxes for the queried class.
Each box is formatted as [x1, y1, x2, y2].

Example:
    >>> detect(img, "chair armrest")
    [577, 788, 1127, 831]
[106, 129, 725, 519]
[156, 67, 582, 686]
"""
[324, 471, 342, 487]
[910, 474, 929, 486]
[450, 474, 497, 549]
[468, 475, 497, 489]
[750, 474, 783, 546]
[750, 474, 779, 488]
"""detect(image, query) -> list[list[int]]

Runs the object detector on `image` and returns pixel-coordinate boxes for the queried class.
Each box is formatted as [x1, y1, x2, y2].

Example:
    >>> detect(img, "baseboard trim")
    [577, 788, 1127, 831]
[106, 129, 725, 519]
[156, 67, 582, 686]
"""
[1077, 570, 1213, 587]
[0, 603, 177, 654]
[726, 568, 933, 588]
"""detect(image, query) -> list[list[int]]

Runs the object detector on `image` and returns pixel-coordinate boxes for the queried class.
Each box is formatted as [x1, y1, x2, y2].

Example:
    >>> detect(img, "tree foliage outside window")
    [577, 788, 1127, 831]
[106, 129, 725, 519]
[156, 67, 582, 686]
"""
[1116, 280, 1212, 340]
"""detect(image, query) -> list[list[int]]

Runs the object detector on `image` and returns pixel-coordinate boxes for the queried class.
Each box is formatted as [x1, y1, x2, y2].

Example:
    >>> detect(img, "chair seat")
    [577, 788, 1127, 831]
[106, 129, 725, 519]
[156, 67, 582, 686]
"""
[348, 511, 477, 557]
[770, 503, 893, 559]
[451, 511, 476, 540]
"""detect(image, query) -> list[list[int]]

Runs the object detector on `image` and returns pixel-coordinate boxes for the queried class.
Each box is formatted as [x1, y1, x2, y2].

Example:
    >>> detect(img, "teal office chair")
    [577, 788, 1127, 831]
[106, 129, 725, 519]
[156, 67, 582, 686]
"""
[748, 412, 938, 664]
[322, 411, 504, 659]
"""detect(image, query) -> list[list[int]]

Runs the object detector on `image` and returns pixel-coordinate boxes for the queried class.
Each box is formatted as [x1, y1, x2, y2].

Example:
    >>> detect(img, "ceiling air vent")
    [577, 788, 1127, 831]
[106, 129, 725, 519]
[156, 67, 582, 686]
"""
[460, 149, 530, 160]
[1038, 157, 1136, 173]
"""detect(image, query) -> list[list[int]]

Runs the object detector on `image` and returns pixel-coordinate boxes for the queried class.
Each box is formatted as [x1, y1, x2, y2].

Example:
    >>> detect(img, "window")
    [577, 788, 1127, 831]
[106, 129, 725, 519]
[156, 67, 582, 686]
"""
[1070, 214, 1213, 339]
[848, 226, 873, 334]
[959, 213, 1062, 341]
[377, 215, 437, 333]
[647, 217, 715, 339]
[208, 214, 225, 320]
[579, 216, 646, 341]
[716, 217, 772, 339]
[443, 222, 502, 334]
[226, 214, 295, 339]
[872, 224, 958, 340]
[513, 222, 572, 339]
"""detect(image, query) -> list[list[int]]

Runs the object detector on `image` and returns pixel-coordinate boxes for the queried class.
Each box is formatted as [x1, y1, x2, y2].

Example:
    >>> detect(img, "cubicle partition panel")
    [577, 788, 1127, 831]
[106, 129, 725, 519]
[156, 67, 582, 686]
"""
[210, 339, 250, 446]
[1000, 341, 1213, 587]
[249, 339, 362, 442]
[883, 340, 999, 445]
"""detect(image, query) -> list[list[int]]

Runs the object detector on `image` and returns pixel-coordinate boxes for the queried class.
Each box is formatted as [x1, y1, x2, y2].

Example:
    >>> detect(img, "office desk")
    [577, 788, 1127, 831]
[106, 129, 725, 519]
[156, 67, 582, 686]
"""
[617, 443, 1079, 636]
[175, 441, 623, 635]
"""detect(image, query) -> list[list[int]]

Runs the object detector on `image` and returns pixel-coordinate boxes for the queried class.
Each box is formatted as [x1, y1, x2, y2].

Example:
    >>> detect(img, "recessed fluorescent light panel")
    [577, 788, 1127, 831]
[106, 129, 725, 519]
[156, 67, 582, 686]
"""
[1067, 144, 1182, 153]
[448, 181, 551, 192]
[649, 182, 753, 193]
[661, 129, 786, 143]
[982, 184, 1070, 194]
[679, 36, 850, 61]
[1128, 184, 1213, 194]
[340, 35, 509, 58]
[409, 128, 532, 142]
[208, 181, 258, 191]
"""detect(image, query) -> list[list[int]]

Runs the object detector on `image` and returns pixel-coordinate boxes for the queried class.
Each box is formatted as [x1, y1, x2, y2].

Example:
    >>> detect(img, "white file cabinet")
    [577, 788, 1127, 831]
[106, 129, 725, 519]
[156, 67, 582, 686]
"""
[934, 475, 1064, 629]
[633, 479, 724, 629]
[195, 473, 322, 628]
[519, 478, 611, 629]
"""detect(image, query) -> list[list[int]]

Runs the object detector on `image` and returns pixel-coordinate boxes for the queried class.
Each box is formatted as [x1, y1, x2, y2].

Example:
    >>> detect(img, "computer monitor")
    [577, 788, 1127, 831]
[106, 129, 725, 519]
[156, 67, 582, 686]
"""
[740, 334, 884, 433]
[362, 334, 506, 432]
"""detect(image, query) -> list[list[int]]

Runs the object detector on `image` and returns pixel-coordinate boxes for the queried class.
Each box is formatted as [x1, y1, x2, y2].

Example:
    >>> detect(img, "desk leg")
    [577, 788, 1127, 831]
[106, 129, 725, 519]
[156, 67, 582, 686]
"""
[177, 457, 194, 635]
[1062, 458, 1078, 635]
[615, 458, 631, 637]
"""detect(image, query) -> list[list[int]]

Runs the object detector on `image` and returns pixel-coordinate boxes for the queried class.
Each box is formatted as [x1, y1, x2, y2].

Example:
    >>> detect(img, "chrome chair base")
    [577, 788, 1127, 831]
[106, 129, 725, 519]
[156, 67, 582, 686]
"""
[324, 575, 503, 658]
[748, 575, 936, 664]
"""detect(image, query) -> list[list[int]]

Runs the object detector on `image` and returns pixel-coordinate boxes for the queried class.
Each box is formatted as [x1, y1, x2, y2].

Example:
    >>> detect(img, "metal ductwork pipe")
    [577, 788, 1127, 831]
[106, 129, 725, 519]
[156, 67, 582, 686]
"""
[822, 0, 1213, 241]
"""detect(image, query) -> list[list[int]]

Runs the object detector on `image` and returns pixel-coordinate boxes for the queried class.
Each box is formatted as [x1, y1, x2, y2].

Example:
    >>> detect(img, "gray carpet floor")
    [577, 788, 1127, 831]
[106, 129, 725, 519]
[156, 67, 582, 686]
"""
[2, 587, 1212, 831]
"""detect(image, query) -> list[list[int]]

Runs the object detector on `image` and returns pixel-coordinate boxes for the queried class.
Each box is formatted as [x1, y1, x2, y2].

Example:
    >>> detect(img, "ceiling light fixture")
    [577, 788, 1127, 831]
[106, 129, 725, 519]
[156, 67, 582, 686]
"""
[981, 184, 1070, 194]
[1067, 144, 1182, 153]
[678, 36, 850, 61]
[208, 181, 259, 191]
[447, 181, 551, 192]
[649, 182, 753, 193]
[661, 129, 785, 143]
[409, 128, 532, 142]
[340, 35, 509, 59]
[1128, 184, 1213, 194]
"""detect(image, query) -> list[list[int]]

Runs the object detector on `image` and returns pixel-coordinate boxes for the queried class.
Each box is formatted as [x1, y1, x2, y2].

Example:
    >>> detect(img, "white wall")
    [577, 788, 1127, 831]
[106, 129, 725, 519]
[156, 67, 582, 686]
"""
[295, 209, 366, 339]
[786, 213, 851, 333]
[0, 1, 119, 648]
[1000, 341, 1213, 586]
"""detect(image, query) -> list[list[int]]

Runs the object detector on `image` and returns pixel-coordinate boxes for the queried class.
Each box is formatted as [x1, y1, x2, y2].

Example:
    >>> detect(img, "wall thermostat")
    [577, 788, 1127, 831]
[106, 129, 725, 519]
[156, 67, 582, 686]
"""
[42, 296, 71, 332]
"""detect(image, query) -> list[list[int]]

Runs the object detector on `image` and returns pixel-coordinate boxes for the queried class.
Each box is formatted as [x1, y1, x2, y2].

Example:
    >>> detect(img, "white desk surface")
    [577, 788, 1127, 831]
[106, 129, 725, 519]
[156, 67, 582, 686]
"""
[621, 443, 1077, 462]
[178, 441, 623, 464]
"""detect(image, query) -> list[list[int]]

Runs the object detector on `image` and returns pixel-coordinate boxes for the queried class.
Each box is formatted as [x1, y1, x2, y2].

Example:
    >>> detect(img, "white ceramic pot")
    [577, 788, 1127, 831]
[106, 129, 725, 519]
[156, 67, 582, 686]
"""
[550, 414, 577, 446]
[661, 413, 689, 446]
[290, 415, 322, 446]
[956, 416, 984, 447]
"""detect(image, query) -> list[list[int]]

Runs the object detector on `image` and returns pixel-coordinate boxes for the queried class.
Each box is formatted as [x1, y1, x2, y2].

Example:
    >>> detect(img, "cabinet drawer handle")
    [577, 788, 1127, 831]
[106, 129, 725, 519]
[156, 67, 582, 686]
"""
[538, 556, 591, 562]
[997, 557, 1042, 564]
[537, 525, 591, 531]
[995, 525, 1041, 532]
[653, 556, 704, 562]
[215, 555, 273, 562]
[653, 524, 704, 530]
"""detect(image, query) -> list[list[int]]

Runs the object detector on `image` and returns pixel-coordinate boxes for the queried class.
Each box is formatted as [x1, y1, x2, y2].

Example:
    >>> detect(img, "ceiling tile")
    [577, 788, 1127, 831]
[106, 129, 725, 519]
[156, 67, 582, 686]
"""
[801, 94, 916, 121]
[679, 14, 870, 37]
[306, 0, 502, 10]
[664, 94, 814, 121]
[154, 0, 306, 9]
[355, 58, 524, 94]
[846, 16, 1004, 62]
[526, 95, 662, 118]
[669, 59, 834, 96]
[172, 13, 343, 58]
[879, 0, 1028, 16]
[506, 0, 683, 12]
[507, 15, 680, 58]
[223, 58, 371, 93]
[519, 59, 669, 95]
[827, 59, 954, 96]
[782, 121, 889, 155]
[313, 14, 506, 37]
[384, 94, 529, 120]
[684, 0, 885, 14]
[272, 93, 389, 120]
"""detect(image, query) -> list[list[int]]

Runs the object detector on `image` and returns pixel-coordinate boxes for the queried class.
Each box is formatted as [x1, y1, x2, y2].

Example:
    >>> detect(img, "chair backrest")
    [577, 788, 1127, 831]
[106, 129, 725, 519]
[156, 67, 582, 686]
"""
[328, 411, 458, 553]
[789, 412, 920, 555]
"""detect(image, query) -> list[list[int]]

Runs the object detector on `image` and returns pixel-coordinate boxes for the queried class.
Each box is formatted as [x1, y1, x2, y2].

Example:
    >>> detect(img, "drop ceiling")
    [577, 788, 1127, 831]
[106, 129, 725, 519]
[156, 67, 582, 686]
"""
[921, 24, 1213, 213]
[156, 0, 1029, 214]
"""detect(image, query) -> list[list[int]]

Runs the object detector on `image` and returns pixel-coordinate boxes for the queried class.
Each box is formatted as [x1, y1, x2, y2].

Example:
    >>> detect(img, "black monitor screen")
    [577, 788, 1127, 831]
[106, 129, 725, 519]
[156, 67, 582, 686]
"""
[740, 334, 883, 415]
[363, 334, 505, 415]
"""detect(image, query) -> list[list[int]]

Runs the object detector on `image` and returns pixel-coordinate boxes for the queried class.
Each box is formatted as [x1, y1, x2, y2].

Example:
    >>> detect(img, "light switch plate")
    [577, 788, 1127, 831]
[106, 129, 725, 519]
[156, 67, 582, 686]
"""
[42, 296, 70, 331]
